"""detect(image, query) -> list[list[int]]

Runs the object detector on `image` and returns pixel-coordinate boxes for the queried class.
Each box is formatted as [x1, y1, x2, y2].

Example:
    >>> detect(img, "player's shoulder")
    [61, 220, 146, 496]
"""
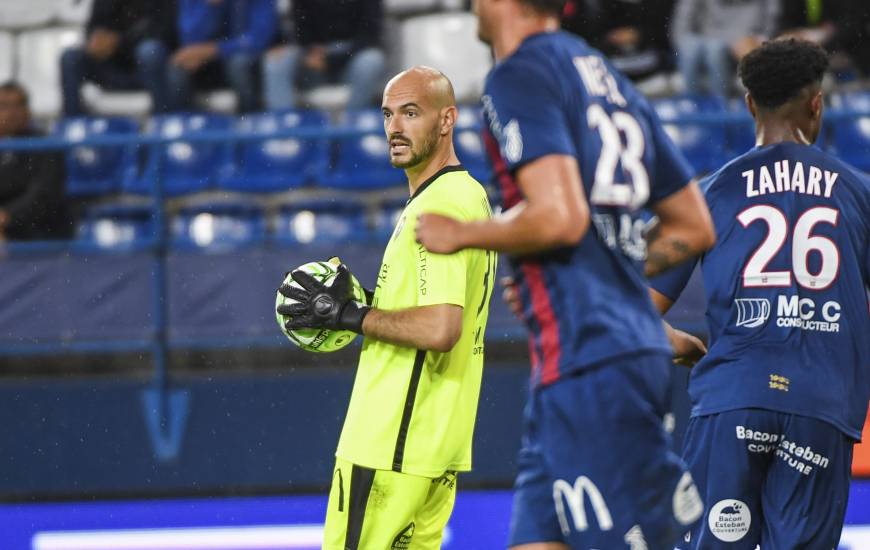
[485, 31, 585, 90]
[428, 168, 490, 220]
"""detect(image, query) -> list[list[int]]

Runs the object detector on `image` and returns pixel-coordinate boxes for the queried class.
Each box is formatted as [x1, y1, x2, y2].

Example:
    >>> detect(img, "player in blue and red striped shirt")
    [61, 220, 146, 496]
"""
[415, 0, 716, 548]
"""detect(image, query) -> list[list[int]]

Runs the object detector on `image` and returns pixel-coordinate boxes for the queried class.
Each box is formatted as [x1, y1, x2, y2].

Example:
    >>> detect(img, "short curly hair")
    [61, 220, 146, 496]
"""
[519, 0, 567, 15]
[739, 38, 829, 110]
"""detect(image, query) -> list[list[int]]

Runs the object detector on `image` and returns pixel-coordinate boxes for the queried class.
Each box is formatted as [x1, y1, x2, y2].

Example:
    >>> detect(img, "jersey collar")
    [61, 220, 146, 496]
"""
[407, 164, 466, 205]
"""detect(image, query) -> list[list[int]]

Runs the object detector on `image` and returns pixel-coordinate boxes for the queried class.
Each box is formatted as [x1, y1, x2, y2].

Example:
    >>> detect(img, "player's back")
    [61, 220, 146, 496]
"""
[692, 143, 870, 438]
[482, 31, 695, 387]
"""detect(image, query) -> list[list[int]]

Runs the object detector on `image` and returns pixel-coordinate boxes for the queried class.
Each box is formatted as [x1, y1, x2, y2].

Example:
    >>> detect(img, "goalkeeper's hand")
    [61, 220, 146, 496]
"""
[277, 263, 370, 333]
[327, 256, 375, 305]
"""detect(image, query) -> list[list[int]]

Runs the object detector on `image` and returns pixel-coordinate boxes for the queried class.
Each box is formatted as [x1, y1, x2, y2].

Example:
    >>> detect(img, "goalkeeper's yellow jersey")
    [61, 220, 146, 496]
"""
[336, 165, 496, 478]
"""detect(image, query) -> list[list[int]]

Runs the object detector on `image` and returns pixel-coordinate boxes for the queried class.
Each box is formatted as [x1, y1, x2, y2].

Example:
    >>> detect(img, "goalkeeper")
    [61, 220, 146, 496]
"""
[277, 66, 496, 550]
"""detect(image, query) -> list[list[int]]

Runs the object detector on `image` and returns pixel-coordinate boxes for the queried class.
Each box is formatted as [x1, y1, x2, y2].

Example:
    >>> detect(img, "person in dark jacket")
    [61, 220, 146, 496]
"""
[165, 0, 277, 113]
[562, 0, 675, 82]
[262, 0, 385, 110]
[777, 0, 870, 78]
[60, 0, 177, 116]
[0, 83, 72, 241]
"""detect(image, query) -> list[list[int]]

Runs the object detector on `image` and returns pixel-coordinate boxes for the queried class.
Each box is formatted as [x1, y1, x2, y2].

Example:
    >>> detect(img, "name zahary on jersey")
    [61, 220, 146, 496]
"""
[735, 295, 841, 333]
[742, 161, 838, 198]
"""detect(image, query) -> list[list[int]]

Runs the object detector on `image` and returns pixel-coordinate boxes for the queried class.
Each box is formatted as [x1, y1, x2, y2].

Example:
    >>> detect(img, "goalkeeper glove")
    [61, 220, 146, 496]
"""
[277, 263, 370, 333]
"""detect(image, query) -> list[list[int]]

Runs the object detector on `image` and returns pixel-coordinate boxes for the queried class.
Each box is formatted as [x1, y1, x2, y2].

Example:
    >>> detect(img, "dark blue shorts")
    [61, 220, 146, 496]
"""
[677, 408, 854, 550]
[508, 354, 704, 549]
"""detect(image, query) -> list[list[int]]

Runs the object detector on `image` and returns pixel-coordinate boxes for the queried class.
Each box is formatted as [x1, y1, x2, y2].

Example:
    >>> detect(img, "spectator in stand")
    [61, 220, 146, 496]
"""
[60, 0, 177, 116]
[262, 0, 385, 111]
[671, 0, 780, 97]
[0, 83, 72, 241]
[166, 0, 277, 113]
[562, 0, 676, 82]
[778, 0, 870, 79]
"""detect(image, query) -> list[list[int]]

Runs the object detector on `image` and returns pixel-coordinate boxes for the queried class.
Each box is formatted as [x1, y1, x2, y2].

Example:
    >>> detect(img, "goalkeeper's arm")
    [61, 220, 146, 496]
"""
[362, 304, 462, 353]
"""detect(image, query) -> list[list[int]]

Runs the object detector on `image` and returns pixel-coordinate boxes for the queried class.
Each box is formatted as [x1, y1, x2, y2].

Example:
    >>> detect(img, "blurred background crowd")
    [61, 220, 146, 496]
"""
[0, 0, 868, 246]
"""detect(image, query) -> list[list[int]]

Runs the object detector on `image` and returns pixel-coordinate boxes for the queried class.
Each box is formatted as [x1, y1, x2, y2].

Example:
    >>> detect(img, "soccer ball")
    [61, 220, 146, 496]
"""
[275, 261, 366, 353]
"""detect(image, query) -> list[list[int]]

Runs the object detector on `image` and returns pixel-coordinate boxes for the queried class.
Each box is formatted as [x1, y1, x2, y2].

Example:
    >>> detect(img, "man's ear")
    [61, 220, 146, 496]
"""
[441, 106, 458, 136]
[745, 92, 757, 121]
[809, 90, 823, 120]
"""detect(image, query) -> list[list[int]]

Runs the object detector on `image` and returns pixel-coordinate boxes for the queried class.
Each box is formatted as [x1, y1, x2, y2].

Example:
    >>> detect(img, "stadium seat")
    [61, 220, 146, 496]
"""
[273, 198, 370, 245]
[171, 200, 266, 250]
[55, 0, 93, 25]
[726, 98, 756, 157]
[0, 0, 58, 29]
[653, 94, 728, 175]
[0, 32, 12, 83]
[651, 93, 726, 120]
[454, 105, 490, 183]
[126, 114, 233, 197]
[829, 116, 870, 171]
[372, 197, 407, 242]
[829, 90, 870, 112]
[398, 13, 491, 103]
[321, 109, 405, 190]
[825, 91, 870, 166]
[76, 203, 154, 249]
[663, 122, 729, 176]
[220, 110, 329, 192]
[16, 27, 83, 118]
[56, 117, 139, 196]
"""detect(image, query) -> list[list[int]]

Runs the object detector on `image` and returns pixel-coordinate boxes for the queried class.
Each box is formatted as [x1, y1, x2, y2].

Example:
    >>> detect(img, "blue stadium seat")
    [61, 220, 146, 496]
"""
[653, 94, 728, 175]
[662, 122, 729, 176]
[171, 201, 266, 250]
[829, 90, 870, 112]
[125, 114, 233, 197]
[651, 93, 726, 120]
[455, 105, 490, 183]
[372, 197, 407, 242]
[826, 91, 870, 169]
[76, 203, 154, 249]
[56, 117, 138, 196]
[321, 109, 405, 190]
[726, 98, 756, 157]
[273, 198, 369, 245]
[220, 110, 329, 192]
[829, 116, 870, 171]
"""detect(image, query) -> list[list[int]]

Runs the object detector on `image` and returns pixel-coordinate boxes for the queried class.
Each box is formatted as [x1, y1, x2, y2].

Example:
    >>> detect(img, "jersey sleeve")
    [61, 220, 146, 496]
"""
[484, 60, 575, 172]
[649, 172, 717, 301]
[643, 102, 695, 205]
[649, 258, 697, 303]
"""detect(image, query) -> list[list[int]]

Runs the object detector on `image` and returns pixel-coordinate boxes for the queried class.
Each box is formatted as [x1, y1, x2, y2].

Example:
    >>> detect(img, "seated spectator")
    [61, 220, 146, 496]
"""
[671, 0, 780, 97]
[778, 0, 870, 79]
[562, 0, 675, 82]
[166, 0, 277, 113]
[0, 83, 72, 241]
[262, 0, 386, 111]
[60, 0, 177, 116]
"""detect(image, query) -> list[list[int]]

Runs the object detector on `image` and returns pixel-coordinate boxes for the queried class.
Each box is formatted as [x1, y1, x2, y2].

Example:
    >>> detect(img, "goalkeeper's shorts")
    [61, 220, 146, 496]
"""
[322, 457, 457, 550]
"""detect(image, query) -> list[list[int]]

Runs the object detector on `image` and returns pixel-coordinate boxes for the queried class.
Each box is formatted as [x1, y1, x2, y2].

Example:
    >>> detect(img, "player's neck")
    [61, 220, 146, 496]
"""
[492, 15, 559, 61]
[405, 146, 460, 196]
[755, 121, 813, 147]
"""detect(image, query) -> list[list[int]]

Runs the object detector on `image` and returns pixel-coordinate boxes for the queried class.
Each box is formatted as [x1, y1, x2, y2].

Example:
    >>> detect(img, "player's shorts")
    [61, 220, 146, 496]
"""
[508, 353, 704, 549]
[322, 457, 457, 550]
[676, 408, 854, 550]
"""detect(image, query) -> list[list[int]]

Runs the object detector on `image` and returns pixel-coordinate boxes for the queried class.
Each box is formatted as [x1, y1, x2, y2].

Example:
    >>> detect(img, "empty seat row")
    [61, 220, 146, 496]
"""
[652, 93, 870, 173]
[77, 198, 408, 250]
[58, 108, 491, 197]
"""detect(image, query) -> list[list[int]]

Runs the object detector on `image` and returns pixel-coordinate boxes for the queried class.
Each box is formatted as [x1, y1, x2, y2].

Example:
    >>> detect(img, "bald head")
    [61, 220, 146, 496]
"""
[384, 66, 456, 111]
[381, 66, 459, 172]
